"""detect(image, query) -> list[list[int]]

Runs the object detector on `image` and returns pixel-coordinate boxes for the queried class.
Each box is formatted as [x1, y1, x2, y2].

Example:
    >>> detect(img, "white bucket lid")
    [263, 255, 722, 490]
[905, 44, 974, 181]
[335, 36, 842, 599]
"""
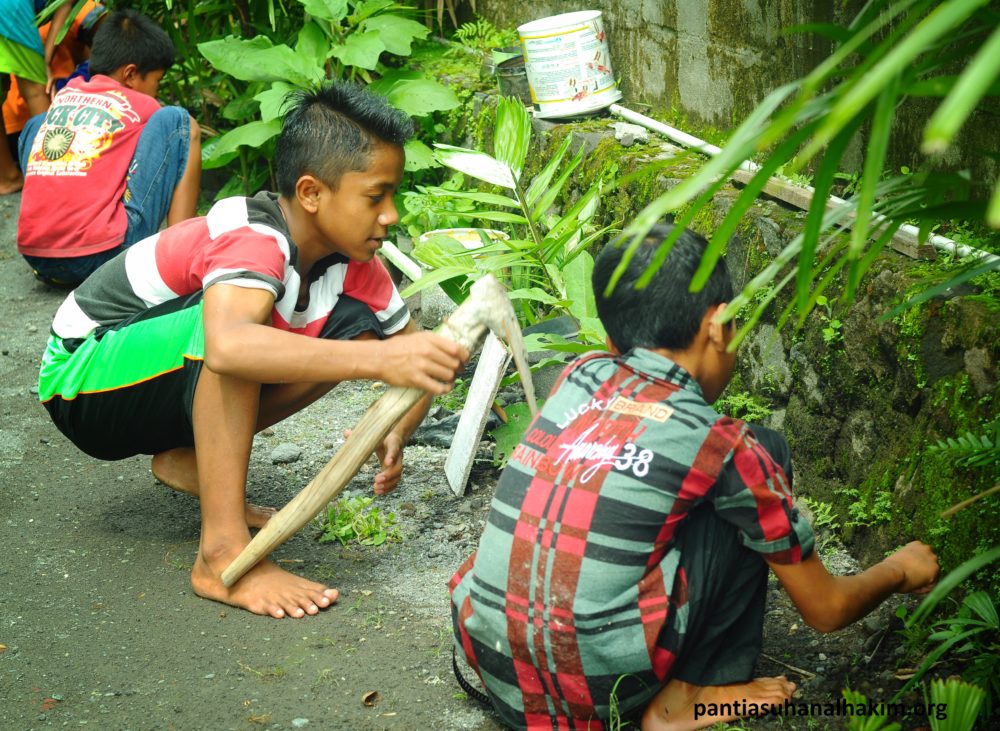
[518, 10, 602, 34]
[418, 228, 509, 251]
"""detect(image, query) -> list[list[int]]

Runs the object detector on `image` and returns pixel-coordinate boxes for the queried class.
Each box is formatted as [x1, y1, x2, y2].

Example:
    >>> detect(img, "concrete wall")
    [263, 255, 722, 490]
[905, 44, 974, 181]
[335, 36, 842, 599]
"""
[470, 0, 999, 180]
[474, 0, 832, 127]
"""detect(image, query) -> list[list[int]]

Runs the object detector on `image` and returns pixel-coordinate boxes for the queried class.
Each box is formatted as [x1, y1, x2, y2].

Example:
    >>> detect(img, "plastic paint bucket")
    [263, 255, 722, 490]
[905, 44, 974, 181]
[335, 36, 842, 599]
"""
[518, 10, 621, 119]
[496, 56, 532, 105]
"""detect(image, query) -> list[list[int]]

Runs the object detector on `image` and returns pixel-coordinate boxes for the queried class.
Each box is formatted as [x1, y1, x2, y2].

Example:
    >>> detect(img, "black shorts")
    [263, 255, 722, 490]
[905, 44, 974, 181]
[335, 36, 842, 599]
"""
[41, 293, 388, 460]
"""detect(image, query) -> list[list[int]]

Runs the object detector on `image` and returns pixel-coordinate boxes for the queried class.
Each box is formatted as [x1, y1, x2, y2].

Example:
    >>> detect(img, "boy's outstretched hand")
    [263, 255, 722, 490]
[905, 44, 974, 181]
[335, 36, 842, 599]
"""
[882, 541, 940, 594]
[341, 430, 404, 495]
[373, 431, 404, 496]
[374, 331, 469, 394]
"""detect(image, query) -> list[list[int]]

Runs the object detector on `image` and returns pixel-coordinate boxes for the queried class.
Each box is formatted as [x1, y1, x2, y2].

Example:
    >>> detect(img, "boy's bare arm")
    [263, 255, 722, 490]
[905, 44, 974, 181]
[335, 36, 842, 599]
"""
[767, 541, 939, 633]
[43, 5, 74, 93]
[202, 283, 466, 393]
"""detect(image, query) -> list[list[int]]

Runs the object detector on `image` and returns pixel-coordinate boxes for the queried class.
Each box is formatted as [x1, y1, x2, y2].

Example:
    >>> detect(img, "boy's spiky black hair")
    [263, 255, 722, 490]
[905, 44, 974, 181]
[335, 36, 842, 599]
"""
[275, 82, 414, 196]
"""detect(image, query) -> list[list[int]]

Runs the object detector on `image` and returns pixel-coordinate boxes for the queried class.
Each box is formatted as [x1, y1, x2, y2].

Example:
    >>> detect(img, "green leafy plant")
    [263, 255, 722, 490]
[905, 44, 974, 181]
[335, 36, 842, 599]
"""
[815, 294, 843, 347]
[893, 546, 1000, 715]
[611, 0, 1000, 347]
[800, 496, 840, 533]
[399, 172, 478, 239]
[926, 678, 987, 731]
[196, 0, 460, 185]
[433, 375, 469, 412]
[402, 96, 615, 343]
[450, 16, 518, 54]
[490, 400, 540, 467]
[840, 487, 893, 527]
[714, 390, 773, 422]
[842, 688, 901, 731]
[397, 97, 615, 462]
[317, 495, 401, 546]
[928, 418, 999, 470]
[896, 589, 999, 718]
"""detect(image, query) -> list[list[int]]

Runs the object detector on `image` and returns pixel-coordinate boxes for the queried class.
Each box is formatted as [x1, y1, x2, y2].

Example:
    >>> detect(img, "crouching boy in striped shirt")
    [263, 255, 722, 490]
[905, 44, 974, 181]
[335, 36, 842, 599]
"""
[37, 82, 468, 619]
[449, 222, 939, 730]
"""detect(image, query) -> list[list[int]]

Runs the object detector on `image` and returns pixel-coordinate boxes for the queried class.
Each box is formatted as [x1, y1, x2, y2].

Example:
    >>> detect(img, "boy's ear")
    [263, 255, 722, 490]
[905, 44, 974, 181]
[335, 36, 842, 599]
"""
[295, 175, 323, 213]
[706, 303, 731, 351]
[117, 63, 141, 88]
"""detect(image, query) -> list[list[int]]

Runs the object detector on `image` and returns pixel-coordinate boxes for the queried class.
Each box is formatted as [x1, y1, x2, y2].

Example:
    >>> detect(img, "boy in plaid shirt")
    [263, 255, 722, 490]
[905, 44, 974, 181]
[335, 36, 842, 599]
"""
[450, 222, 940, 730]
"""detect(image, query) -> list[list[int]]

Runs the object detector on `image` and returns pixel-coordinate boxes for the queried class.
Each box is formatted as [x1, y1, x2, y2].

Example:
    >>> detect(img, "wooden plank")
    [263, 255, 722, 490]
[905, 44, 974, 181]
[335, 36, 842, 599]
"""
[445, 332, 511, 495]
[730, 169, 937, 260]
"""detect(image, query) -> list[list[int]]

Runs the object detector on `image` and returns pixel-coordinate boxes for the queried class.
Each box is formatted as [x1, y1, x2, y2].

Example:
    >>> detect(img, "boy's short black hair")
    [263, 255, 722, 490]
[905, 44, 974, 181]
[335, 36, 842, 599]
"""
[593, 221, 734, 352]
[275, 82, 414, 196]
[88, 9, 174, 77]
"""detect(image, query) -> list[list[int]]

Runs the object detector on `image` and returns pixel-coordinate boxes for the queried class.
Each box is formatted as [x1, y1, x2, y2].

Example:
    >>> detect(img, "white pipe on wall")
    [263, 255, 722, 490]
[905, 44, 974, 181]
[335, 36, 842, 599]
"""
[609, 103, 999, 266]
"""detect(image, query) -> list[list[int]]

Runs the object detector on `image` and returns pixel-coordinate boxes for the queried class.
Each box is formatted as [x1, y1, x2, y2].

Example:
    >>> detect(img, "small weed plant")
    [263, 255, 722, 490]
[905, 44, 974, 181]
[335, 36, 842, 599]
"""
[606, 674, 645, 731]
[836, 486, 893, 527]
[450, 17, 518, 55]
[800, 496, 840, 532]
[799, 496, 842, 549]
[714, 390, 773, 423]
[238, 662, 287, 681]
[317, 496, 401, 547]
[925, 678, 987, 731]
[842, 687, 901, 731]
[928, 418, 999, 471]
[434, 376, 470, 413]
[815, 295, 843, 347]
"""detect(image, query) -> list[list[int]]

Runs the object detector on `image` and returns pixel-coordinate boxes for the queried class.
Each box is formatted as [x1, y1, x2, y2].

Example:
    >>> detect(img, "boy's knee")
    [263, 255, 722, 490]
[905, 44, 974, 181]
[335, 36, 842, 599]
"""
[145, 105, 190, 137]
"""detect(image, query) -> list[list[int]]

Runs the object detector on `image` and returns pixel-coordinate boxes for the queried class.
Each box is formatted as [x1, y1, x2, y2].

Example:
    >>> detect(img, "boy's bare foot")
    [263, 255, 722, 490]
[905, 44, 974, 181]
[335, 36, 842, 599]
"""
[0, 174, 24, 195]
[152, 450, 276, 528]
[642, 676, 796, 731]
[152, 449, 199, 492]
[245, 503, 277, 529]
[191, 545, 338, 618]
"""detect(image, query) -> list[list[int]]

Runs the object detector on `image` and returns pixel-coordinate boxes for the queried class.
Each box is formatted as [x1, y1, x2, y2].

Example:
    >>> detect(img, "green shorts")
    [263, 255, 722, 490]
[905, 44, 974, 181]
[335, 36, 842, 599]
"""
[40, 293, 387, 460]
[0, 36, 46, 85]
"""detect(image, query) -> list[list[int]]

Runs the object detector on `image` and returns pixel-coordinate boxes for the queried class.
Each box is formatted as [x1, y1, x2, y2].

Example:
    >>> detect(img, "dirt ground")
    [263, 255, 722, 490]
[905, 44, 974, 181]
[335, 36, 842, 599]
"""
[0, 191, 933, 731]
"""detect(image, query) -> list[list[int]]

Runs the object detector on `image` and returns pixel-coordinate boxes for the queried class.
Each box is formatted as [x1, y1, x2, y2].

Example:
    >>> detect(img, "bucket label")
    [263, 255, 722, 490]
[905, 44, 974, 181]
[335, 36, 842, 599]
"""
[520, 12, 620, 117]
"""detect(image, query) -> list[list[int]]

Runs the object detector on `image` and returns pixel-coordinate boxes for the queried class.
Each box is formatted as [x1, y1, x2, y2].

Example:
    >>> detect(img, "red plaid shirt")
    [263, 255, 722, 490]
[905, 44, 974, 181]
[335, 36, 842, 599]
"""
[450, 348, 814, 729]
